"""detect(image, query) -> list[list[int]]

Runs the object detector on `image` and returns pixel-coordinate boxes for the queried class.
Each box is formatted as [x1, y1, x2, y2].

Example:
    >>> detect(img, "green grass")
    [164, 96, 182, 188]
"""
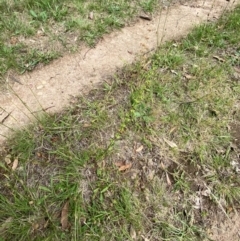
[0, 5, 240, 241]
[0, 0, 161, 78]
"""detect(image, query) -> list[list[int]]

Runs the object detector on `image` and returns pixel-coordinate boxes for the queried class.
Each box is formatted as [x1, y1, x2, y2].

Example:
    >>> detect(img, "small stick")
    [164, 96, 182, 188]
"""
[1, 111, 13, 124]
[8, 74, 23, 85]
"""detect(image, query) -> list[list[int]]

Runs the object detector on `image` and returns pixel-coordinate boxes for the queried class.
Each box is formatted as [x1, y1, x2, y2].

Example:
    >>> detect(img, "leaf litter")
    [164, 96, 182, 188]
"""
[11, 158, 18, 171]
[61, 200, 70, 231]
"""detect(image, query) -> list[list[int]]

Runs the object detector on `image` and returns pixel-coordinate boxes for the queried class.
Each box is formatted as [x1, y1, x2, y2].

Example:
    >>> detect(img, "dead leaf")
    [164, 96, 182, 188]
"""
[193, 196, 201, 209]
[88, 11, 94, 20]
[166, 172, 172, 186]
[184, 74, 194, 80]
[163, 138, 178, 148]
[4, 155, 11, 165]
[12, 158, 18, 171]
[227, 206, 233, 213]
[32, 223, 39, 231]
[171, 70, 178, 75]
[51, 136, 59, 142]
[201, 188, 211, 197]
[43, 219, 49, 228]
[37, 29, 45, 36]
[119, 163, 132, 171]
[213, 55, 225, 62]
[10, 37, 18, 45]
[139, 14, 152, 21]
[83, 123, 91, 127]
[169, 126, 177, 134]
[98, 160, 106, 168]
[130, 226, 137, 240]
[115, 161, 124, 167]
[160, 162, 166, 170]
[32, 218, 49, 231]
[136, 145, 143, 153]
[61, 201, 69, 230]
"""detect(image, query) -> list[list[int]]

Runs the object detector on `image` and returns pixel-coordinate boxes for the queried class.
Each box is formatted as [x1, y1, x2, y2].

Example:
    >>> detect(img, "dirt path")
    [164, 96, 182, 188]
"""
[0, 0, 237, 143]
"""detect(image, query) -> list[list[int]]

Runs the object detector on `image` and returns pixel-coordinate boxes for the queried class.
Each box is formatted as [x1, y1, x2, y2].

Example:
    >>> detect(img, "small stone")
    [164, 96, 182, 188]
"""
[37, 85, 43, 90]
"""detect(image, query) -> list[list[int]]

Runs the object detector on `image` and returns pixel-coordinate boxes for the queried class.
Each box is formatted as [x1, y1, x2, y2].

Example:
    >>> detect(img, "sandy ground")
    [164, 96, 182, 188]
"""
[0, 0, 239, 240]
[208, 210, 240, 241]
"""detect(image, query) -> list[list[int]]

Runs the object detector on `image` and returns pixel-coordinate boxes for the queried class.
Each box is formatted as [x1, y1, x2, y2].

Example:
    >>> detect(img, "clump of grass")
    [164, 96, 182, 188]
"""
[0, 5, 240, 241]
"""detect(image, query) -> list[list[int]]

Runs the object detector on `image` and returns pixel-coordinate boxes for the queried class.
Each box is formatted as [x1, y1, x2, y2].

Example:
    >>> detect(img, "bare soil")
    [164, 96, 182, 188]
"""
[0, 0, 240, 240]
[208, 211, 240, 241]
